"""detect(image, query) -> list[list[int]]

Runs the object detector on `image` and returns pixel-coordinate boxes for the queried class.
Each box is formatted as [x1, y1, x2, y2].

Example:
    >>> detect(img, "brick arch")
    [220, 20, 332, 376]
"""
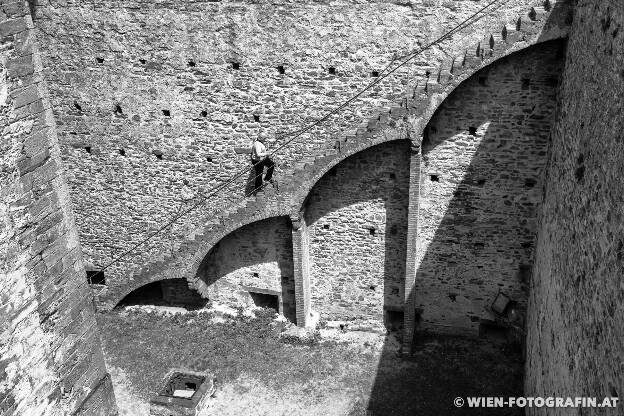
[291, 38, 569, 214]
[100, 210, 291, 310]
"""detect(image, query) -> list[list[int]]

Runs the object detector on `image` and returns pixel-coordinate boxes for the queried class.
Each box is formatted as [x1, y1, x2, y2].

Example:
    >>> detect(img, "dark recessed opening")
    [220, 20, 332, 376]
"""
[519, 264, 532, 283]
[96, 57, 104, 63]
[384, 309, 404, 331]
[117, 279, 206, 309]
[252, 272, 259, 278]
[478, 76, 487, 86]
[201, 110, 208, 117]
[369, 228, 376, 236]
[232, 62, 240, 70]
[139, 58, 146, 64]
[430, 174, 439, 182]
[119, 148, 126, 156]
[521, 241, 533, 249]
[323, 224, 330, 230]
[74, 102, 82, 111]
[479, 321, 509, 342]
[277, 65, 285, 74]
[389, 173, 396, 180]
[249, 292, 279, 312]
[188, 60, 196, 67]
[84, 146, 92, 154]
[328, 67, 336, 75]
[253, 114, 260, 122]
[469, 126, 477, 136]
[477, 179, 486, 186]
[206, 156, 213, 163]
[425, 70, 431, 78]
[155, 154, 163, 160]
[162, 110, 171, 117]
[524, 178, 537, 188]
[448, 293, 457, 302]
[185, 382, 197, 391]
[371, 70, 379, 77]
[153, 150, 163, 160]
[114, 104, 123, 115]
[159, 373, 205, 398]
[521, 78, 531, 90]
[86, 270, 105, 285]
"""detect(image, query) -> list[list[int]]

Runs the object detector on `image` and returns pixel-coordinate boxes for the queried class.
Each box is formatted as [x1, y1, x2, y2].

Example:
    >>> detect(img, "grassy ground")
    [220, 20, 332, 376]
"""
[99, 307, 524, 416]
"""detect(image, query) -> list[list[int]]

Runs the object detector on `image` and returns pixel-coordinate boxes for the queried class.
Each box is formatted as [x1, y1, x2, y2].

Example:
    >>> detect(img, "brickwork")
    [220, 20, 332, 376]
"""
[0, 1, 116, 414]
[30, 0, 561, 292]
[525, 1, 624, 412]
[195, 216, 296, 321]
[412, 41, 563, 336]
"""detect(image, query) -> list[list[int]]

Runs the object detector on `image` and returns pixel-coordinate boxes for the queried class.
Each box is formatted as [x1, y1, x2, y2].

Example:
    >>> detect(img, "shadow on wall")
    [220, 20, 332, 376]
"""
[195, 216, 297, 322]
[364, 38, 565, 415]
[303, 140, 410, 327]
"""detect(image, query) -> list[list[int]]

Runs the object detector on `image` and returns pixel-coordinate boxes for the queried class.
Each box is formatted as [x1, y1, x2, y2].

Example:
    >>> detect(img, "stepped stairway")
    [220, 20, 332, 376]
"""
[98, 0, 571, 310]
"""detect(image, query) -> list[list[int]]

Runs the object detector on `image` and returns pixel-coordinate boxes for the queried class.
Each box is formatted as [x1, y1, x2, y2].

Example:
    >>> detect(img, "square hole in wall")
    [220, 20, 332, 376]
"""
[371, 70, 380, 77]
[201, 110, 208, 117]
[430, 174, 439, 182]
[84, 146, 92, 154]
[249, 292, 279, 312]
[162, 109, 171, 117]
[468, 126, 477, 136]
[277, 65, 285, 74]
[86, 270, 105, 285]
[232, 62, 240, 70]
[328, 67, 336, 75]
[369, 228, 376, 236]
[518, 264, 532, 283]
[253, 114, 260, 122]
[323, 224, 330, 230]
[188, 60, 196, 67]
[119, 148, 126, 156]
[95, 57, 104, 63]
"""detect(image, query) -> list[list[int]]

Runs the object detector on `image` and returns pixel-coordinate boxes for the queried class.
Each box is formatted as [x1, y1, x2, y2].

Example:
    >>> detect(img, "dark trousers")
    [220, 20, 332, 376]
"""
[252, 157, 275, 191]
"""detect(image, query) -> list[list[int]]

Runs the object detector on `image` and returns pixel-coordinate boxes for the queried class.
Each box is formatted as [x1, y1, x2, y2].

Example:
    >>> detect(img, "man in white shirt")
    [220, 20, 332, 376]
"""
[250, 134, 275, 194]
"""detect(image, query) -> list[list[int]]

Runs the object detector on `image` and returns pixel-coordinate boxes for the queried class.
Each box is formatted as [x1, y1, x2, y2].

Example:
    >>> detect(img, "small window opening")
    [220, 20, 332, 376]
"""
[232, 62, 240, 70]
[369, 285, 376, 291]
[525, 178, 537, 188]
[328, 67, 336, 75]
[478, 76, 487, 86]
[206, 156, 213, 163]
[430, 174, 439, 182]
[114, 104, 123, 115]
[139, 58, 146, 64]
[277, 65, 285, 74]
[252, 272, 259, 278]
[185, 382, 197, 391]
[249, 292, 279, 312]
[84, 146, 91, 154]
[519, 264, 532, 283]
[521, 241, 533, 249]
[521, 78, 531, 90]
[253, 114, 260, 122]
[119, 148, 126, 156]
[74, 102, 82, 111]
[323, 224, 330, 230]
[369, 228, 376, 236]
[162, 109, 171, 117]
[371, 70, 379, 77]
[477, 179, 486, 186]
[188, 60, 196, 67]
[384, 309, 404, 331]
[469, 126, 477, 136]
[201, 110, 208, 117]
[86, 270, 105, 285]
[95, 57, 104, 63]
[425, 70, 431, 78]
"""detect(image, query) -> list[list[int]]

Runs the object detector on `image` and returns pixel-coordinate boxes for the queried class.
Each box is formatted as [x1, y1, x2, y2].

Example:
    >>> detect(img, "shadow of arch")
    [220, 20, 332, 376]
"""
[116, 278, 207, 310]
[364, 37, 566, 416]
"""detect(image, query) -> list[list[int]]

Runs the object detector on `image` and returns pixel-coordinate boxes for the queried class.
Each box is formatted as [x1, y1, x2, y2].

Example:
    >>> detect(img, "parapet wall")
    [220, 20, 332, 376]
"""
[525, 0, 623, 412]
[0, 1, 116, 415]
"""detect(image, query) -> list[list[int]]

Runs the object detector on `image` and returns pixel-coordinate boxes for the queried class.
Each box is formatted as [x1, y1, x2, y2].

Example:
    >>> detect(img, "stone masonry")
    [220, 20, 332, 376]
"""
[0, 1, 116, 415]
[525, 1, 624, 414]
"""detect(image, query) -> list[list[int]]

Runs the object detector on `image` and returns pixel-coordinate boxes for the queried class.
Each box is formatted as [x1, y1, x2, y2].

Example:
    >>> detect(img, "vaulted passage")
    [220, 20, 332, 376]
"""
[195, 216, 296, 321]
[117, 279, 206, 310]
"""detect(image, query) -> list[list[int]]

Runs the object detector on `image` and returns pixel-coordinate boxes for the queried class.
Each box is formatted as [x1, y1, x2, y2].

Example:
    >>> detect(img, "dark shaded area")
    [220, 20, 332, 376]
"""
[117, 278, 207, 310]
[249, 292, 279, 312]
[364, 37, 565, 415]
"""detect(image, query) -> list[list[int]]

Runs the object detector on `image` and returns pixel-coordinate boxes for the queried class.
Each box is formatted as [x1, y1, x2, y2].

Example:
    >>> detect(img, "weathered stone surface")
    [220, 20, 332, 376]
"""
[525, 1, 624, 413]
[0, 1, 117, 415]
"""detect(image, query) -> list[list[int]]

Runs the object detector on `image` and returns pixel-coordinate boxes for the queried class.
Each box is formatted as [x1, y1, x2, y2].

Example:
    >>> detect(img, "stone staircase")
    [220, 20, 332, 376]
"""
[99, 0, 572, 310]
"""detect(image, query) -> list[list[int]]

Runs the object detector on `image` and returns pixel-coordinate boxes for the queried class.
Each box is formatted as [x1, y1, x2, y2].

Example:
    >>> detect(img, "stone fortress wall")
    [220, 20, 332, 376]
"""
[31, 0, 543, 302]
[0, 1, 116, 414]
[525, 1, 624, 414]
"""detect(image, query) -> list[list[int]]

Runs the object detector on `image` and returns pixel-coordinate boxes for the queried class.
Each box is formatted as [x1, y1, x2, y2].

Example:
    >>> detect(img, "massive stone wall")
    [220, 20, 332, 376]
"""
[304, 141, 410, 323]
[413, 41, 563, 335]
[31, 0, 541, 289]
[196, 216, 296, 320]
[0, 1, 116, 415]
[525, 1, 624, 412]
